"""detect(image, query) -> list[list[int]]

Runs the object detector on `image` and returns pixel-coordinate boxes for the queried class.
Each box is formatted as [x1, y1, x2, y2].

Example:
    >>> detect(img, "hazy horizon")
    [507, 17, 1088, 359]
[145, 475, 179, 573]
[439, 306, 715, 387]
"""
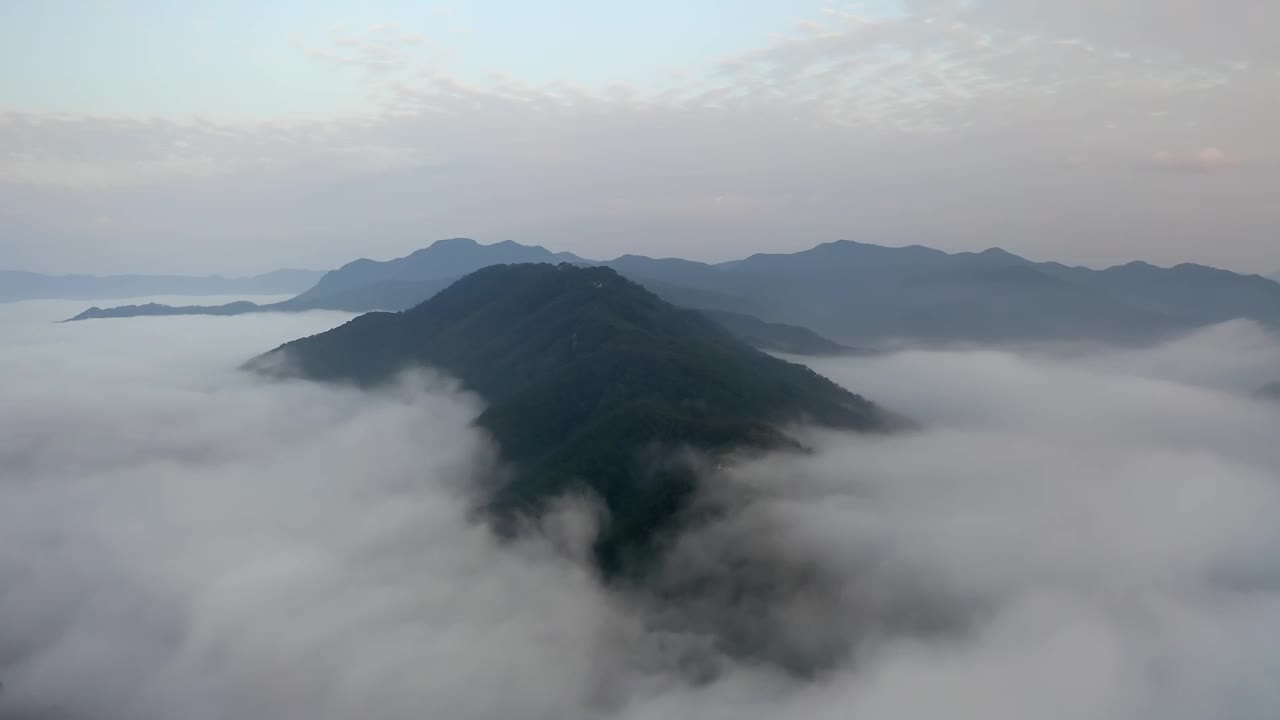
[6, 235, 1279, 280]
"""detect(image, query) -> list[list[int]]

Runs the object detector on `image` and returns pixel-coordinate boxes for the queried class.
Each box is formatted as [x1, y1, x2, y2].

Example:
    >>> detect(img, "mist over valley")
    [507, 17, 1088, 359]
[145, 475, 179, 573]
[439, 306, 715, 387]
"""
[2, 295, 1278, 719]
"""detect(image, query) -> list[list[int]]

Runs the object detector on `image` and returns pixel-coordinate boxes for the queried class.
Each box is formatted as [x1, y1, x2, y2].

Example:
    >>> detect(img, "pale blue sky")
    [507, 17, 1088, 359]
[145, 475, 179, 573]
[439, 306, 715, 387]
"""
[0, 1, 907, 121]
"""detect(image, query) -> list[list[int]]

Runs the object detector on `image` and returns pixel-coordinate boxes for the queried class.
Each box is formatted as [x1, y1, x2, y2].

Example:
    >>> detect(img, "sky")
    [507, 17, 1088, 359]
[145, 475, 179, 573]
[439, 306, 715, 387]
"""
[1, 0, 1277, 274]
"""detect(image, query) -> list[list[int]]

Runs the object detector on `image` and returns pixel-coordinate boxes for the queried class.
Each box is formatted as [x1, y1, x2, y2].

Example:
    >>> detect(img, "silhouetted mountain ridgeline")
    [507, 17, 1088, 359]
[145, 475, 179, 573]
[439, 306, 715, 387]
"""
[64, 237, 1280, 346]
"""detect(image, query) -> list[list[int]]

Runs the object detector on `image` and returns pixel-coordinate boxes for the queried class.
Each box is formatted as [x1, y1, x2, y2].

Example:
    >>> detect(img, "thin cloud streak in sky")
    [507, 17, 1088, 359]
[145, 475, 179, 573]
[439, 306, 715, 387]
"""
[0, 303, 1278, 718]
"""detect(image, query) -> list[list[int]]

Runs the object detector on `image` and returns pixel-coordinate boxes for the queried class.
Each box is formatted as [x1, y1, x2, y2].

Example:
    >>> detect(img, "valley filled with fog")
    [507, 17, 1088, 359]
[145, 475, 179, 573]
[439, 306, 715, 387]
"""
[1, 299, 1277, 719]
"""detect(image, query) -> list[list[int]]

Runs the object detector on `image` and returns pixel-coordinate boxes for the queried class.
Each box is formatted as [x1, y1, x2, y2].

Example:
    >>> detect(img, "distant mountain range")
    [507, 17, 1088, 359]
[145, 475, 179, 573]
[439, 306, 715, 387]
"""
[68, 239, 577, 318]
[67, 239, 852, 356]
[611, 243, 1280, 345]
[63, 237, 1280, 347]
[248, 263, 892, 577]
[1, 268, 324, 303]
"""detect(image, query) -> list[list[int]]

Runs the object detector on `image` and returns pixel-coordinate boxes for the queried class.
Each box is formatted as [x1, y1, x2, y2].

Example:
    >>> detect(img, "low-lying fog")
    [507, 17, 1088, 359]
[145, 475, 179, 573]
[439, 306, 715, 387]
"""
[2, 300, 1278, 719]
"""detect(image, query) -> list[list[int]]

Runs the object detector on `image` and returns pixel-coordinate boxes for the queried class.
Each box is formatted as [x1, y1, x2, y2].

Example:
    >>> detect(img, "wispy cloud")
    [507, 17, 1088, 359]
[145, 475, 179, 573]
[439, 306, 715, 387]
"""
[2, 305, 1279, 718]
[1, 2, 1278, 273]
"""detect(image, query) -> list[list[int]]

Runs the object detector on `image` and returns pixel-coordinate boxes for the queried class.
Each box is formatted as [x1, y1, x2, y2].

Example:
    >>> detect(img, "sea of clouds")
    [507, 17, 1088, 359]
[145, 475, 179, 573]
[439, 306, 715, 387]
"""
[1, 299, 1278, 719]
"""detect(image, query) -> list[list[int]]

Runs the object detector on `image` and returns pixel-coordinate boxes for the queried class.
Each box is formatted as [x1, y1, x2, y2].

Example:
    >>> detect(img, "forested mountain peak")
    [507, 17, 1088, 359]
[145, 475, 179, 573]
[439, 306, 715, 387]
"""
[250, 262, 892, 574]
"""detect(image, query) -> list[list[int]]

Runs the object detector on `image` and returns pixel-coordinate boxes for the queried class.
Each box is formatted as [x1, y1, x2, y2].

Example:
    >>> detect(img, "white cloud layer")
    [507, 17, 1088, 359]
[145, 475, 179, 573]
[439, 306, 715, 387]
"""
[1, 301, 1278, 718]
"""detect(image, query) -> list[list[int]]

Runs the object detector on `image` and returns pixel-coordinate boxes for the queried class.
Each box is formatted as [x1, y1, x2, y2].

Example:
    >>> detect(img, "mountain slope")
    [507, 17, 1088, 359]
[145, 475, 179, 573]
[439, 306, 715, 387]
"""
[699, 309, 853, 355]
[250, 263, 891, 573]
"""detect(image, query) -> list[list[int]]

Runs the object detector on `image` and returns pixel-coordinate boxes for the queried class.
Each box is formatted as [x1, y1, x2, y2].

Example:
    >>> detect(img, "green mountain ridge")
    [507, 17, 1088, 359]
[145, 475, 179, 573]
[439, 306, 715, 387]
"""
[64, 237, 1280, 347]
[249, 263, 893, 575]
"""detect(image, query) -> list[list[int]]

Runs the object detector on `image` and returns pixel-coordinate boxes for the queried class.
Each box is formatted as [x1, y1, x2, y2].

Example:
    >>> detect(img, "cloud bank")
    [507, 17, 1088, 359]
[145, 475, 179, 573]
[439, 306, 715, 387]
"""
[1, 302, 1279, 719]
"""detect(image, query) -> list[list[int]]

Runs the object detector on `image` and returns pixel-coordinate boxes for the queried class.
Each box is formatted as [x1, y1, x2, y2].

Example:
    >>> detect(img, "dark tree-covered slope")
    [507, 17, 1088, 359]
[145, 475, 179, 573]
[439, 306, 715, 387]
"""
[250, 263, 891, 573]
[699, 309, 854, 356]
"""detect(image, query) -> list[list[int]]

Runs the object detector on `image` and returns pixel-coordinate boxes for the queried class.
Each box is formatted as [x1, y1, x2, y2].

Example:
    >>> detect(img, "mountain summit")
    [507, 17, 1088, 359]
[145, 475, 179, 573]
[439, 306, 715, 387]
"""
[285, 237, 585, 310]
[250, 263, 891, 573]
